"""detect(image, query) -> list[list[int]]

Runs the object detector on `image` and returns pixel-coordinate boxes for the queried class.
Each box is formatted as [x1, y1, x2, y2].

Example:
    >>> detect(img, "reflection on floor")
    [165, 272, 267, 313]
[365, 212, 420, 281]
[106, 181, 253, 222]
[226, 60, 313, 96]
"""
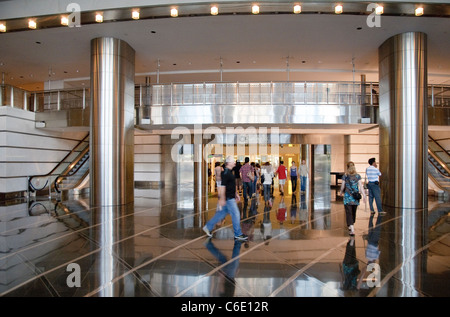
[0, 184, 449, 297]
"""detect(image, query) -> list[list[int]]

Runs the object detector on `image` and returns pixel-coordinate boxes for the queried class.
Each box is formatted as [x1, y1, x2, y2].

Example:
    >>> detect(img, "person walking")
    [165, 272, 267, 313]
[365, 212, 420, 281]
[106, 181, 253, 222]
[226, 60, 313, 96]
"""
[261, 162, 274, 207]
[339, 161, 366, 236]
[289, 161, 298, 192]
[233, 160, 242, 193]
[214, 161, 223, 192]
[239, 157, 254, 202]
[365, 157, 384, 215]
[299, 159, 308, 193]
[253, 162, 261, 198]
[203, 156, 248, 241]
[275, 160, 287, 196]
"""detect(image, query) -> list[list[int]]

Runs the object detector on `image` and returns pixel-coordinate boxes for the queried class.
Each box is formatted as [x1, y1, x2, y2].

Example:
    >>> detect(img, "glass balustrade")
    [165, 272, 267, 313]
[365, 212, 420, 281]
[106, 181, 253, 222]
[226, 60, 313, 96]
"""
[1, 82, 449, 113]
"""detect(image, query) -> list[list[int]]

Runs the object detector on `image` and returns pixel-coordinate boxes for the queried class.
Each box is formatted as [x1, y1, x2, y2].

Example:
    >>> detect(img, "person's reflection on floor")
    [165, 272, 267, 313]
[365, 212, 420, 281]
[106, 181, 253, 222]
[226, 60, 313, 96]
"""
[277, 196, 286, 225]
[357, 213, 383, 290]
[204, 239, 243, 297]
[260, 203, 272, 245]
[366, 213, 383, 263]
[341, 237, 360, 291]
[290, 194, 298, 224]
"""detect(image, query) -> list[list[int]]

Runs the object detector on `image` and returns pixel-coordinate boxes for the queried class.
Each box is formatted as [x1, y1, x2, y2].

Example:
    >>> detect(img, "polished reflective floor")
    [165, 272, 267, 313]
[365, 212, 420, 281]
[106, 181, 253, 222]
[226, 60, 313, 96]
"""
[1, 183, 449, 298]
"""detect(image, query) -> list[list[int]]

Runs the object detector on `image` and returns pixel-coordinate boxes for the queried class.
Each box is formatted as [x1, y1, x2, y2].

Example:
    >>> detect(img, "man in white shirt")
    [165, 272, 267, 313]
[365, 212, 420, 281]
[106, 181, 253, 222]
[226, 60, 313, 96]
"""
[299, 160, 308, 193]
[365, 158, 384, 215]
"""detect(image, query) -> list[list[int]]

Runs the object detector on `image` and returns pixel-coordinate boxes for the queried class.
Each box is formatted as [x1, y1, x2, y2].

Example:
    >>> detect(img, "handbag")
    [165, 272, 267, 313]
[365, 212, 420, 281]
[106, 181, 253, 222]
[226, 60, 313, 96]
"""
[247, 171, 255, 181]
[351, 190, 362, 200]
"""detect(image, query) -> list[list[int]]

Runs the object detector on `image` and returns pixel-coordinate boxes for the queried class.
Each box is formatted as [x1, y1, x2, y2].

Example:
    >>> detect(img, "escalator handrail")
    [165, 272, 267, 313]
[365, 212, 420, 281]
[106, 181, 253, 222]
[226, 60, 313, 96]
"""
[428, 135, 450, 163]
[54, 159, 90, 193]
[28, 133, 89, 191]
[428, 149, 450, 179]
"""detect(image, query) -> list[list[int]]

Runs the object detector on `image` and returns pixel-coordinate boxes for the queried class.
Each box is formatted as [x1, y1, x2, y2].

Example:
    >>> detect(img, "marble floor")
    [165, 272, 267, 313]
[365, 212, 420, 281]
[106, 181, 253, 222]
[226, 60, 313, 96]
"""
[0, 184, 449, 298]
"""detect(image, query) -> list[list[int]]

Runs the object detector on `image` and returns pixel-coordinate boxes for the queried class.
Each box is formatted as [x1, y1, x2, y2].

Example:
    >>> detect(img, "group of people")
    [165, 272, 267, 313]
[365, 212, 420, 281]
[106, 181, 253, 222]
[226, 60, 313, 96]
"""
[339, 157, 384, 236]
[205, 155, 384, 241]
[206, 156, 309, 241]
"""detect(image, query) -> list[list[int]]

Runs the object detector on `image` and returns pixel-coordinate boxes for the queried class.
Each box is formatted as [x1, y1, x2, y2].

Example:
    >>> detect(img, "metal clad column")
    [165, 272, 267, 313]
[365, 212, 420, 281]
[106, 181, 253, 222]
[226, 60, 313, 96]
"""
[90, 37, 135, 206]
[378, 32, 428, 209]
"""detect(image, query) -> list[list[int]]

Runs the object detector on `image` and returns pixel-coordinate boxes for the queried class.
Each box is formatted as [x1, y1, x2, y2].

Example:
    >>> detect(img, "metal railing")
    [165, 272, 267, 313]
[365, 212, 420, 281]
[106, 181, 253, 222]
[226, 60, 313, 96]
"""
[2, 82, 450, 112]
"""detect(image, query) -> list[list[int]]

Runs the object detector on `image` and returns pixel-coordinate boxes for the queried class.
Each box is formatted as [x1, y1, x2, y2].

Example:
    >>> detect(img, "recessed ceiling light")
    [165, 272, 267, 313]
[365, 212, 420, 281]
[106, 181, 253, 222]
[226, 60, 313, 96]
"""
[28, 19, 37, 29]
[211, 6, 219, 16]
[375, 5, 384, 15]
[61, 16, 69, 26]
[293, 5, 301, 14]
[95, 13, 103, 23]
[132, 10, 140, 20]
[0, 23, 6, 32]
[171, 8, 178, 17]
[252, 5, 260, 14]
[335, 5, 343, 14]
[415, 7, 424, 16]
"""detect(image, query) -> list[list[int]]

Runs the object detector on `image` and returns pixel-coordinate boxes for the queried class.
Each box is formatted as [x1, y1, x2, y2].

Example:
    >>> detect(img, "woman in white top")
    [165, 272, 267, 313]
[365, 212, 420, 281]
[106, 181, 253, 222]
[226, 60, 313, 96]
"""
[261, 162, 274, 205]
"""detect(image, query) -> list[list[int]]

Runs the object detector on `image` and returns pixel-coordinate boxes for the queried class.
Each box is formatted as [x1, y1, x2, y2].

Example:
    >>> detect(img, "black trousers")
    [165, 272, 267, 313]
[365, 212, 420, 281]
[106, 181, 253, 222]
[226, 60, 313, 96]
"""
[291, 176, 297, 192]
[344, 204, 358, 227]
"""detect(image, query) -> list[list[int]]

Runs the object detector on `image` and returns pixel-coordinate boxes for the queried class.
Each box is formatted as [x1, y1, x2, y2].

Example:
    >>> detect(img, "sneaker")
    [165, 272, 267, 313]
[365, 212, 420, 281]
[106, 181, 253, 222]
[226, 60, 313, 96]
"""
[234, 234, 248, 241]
[348, 225, 355, 236]
[203, 226, 212, 237]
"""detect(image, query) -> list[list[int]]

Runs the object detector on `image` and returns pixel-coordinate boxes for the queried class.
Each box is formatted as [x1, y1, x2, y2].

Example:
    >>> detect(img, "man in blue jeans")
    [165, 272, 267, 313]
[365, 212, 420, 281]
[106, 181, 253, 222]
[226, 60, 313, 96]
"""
[365, 157, 385, 215]
[203, 156, 248, 241]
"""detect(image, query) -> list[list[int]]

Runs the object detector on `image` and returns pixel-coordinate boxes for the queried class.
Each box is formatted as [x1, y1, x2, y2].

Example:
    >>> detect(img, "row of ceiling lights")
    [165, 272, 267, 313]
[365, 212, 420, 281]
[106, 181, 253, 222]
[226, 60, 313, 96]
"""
[0, 3, 426, 32]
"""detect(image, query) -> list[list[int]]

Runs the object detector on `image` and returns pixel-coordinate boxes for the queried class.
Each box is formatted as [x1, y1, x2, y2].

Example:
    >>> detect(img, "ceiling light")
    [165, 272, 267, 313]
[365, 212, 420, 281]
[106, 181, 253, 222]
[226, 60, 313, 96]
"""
[375, 5, 384, 15]
[415, 7, 424, 16]
[95, 13, 103, 23]
[132, 10, 140, 20]
[28, 19, 37, 29]
[0, 23, 6, 33]
[170, 8, 178, 17]
[211, 6, 218, 15]
[252, 5, 260, 14]
[335, 5, 343, 14]
[293, 5, 302, 14]
[61, 16, 69, 26]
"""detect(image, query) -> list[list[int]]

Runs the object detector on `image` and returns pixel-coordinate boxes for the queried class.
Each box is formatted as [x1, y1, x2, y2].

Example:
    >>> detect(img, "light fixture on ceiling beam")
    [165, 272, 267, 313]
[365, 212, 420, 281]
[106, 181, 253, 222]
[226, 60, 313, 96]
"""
[415, 7, 424, 16]
[95, 13, 103, 23]
[335, 4, 343, 14]
[132, 10, 140, 20]
[293, 4, 302, 14]
[28, 19, 37, 29]
[61, 16, 69, 26]
[375, 5, 384, 15]
[211, 5, 219, 15]
[171, 7, 178, 17]
[252, 4, 260, 14]
[0, 23, 6, 32]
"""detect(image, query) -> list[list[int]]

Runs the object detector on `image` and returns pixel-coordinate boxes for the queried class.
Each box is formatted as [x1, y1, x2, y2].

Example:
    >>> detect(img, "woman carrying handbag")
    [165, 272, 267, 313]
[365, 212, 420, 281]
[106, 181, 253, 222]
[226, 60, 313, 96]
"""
[339, 162, 366, 236]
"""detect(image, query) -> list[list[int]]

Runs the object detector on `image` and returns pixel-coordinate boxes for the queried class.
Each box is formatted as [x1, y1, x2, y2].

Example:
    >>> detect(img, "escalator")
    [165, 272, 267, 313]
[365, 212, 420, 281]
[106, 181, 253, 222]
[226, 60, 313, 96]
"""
[428, 135, 450, 197]
[28, 133, 90, 196]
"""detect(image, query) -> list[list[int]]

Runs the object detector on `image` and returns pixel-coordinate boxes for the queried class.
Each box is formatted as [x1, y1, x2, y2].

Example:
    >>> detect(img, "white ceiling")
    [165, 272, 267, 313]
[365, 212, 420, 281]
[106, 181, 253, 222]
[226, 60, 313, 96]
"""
[0, 4, 449, 90]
